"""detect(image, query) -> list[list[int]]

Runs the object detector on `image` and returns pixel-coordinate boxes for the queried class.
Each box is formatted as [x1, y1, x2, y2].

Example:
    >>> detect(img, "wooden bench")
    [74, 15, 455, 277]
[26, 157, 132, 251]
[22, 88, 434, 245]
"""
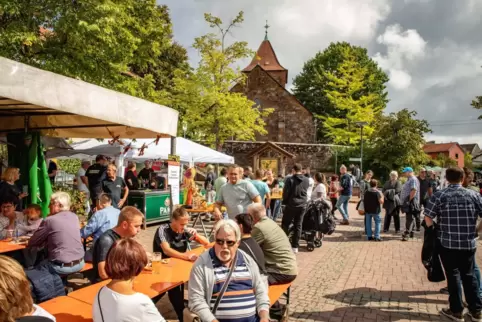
[79, 262, 93, 273]
[268, 283, 291, 306]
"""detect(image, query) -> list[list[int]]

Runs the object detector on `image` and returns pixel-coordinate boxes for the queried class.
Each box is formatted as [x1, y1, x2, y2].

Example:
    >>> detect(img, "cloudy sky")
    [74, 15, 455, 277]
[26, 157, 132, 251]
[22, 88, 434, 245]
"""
[160, 0, 482, 146]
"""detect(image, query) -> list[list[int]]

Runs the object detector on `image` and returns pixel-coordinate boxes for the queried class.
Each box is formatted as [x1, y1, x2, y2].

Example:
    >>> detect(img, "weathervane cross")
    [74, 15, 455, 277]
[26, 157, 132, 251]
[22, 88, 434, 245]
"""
[264, 20, 270, 40]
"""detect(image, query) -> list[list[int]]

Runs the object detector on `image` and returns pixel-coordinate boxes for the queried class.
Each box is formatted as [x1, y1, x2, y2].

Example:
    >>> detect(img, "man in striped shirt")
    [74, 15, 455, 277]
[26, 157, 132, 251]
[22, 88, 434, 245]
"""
[188, 219, 270, 322]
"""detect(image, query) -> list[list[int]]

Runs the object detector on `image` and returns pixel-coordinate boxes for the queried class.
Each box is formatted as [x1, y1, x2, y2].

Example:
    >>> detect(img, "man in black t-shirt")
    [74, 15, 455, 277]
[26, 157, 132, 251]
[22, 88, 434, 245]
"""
[85, 155, 107, 207]
[91, 206, 143, 282]
[138, 160, 154, 183]
[101, 164, 128, 209]
[152, 207, 209, 321]
[417, 168, 432, 231]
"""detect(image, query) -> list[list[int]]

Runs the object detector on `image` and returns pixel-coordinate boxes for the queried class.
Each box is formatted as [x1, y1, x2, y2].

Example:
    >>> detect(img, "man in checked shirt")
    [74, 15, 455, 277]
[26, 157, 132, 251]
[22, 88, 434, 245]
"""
[425, 167, 482, 322]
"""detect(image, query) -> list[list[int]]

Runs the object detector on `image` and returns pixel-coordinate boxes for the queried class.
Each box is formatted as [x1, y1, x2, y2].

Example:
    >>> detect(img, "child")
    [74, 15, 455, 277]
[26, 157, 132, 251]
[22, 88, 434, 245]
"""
[17, 204, 43, 236]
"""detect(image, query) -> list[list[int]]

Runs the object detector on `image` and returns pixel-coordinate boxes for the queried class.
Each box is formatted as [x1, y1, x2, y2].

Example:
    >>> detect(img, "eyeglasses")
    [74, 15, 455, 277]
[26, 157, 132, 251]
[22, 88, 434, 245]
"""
[215, 239, 237, 247]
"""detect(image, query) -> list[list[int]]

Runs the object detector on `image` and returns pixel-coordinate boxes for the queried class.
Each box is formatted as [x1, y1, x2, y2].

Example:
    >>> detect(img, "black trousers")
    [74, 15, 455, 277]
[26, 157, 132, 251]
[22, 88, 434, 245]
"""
[268, 272, 297, 286]
[404, 210, 420, 234]
[439, 246, 482, 314]
[160, 285, 184, 322]
[383, 207, 400, 232]
[281, 205, 306, 248]
[330, 197, 338, 215]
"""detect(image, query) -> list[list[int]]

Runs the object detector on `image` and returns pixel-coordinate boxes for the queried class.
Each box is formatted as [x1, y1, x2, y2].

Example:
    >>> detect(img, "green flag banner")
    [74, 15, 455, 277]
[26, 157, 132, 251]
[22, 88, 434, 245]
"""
[7, 132, 52, 217]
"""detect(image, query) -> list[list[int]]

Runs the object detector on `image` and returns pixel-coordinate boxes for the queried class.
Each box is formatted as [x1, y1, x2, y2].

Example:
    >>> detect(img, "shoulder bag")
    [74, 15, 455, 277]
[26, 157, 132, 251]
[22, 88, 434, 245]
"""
[97, 287, 106, 322]
[183, 252, 238, 322]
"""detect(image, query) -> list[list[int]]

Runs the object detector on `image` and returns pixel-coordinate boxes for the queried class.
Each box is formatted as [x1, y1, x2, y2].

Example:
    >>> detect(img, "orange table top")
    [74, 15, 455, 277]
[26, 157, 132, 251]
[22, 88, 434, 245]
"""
[268, 283, 291, 306]
[68, 244, 212, 305]
[39, 296, 93, 322]
[0, 240, 27, 253]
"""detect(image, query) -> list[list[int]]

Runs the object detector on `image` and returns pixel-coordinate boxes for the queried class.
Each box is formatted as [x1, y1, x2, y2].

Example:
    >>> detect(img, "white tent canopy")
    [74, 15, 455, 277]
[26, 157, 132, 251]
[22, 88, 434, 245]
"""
[0, 57, 178, 138]
[46, 138, 234, 164]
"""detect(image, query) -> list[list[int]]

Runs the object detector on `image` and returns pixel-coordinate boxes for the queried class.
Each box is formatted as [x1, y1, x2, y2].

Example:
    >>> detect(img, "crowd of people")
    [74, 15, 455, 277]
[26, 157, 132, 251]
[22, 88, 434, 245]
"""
[2, 158, 482, 322]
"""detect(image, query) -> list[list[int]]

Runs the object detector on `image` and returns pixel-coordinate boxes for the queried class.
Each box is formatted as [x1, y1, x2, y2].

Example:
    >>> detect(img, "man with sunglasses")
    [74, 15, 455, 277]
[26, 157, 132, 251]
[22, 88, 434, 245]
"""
[188, 219, 270, 322]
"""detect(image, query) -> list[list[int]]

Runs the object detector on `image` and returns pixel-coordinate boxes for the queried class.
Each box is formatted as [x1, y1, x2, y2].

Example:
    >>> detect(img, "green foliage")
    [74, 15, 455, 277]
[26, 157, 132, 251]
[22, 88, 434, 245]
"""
[52, 184, 87, 217]
[171, 11, 272, 149]
[0, 0, 188, 104]
[464, 152, 473, 169]
[293, 42, 389, 143]
[433, 153, 457, 168]
[320, 47, 383, 144]
[57, 159, 81, 175]
[368, 109, 431, 176]
[471, 96, 482, 120]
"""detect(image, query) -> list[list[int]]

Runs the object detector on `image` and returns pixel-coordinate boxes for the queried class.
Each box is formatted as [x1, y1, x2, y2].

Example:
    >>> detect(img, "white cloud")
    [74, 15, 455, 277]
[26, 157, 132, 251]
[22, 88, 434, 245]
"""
[274, 0, 391, 41]
[374, 24, 426, 90]
[387, 69, 412, 90]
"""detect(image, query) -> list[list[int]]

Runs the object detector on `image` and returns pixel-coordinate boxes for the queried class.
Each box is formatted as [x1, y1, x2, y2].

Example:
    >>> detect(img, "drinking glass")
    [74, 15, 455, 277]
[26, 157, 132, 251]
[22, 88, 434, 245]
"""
[151, 252, 163, 274]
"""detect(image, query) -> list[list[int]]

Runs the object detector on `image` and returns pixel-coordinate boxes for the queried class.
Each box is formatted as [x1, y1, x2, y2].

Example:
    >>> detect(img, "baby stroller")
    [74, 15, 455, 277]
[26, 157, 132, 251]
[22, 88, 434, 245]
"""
[289, 199, 335, 251]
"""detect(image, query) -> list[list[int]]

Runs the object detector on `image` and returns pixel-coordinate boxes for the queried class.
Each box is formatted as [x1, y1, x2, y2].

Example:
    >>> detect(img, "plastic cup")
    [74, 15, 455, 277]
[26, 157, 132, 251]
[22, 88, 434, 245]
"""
[151, 252, 163, 274]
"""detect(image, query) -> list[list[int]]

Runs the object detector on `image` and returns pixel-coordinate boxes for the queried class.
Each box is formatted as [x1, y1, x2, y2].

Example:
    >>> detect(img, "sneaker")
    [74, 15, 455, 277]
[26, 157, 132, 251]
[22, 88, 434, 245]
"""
[340, 220, 350, 225]
[395, 230, 401, 234]
[292, 248, 298, 254]
[409, 231, 414, 238]
[383, 230, 388, 233]
[468, 311, 482, 322]
[402, 233, 409, 241]
[440, 308, 464, 322]
[440, 287, 449, 294]
[375, 238, 382, 242]
[367, 237, 374, 241]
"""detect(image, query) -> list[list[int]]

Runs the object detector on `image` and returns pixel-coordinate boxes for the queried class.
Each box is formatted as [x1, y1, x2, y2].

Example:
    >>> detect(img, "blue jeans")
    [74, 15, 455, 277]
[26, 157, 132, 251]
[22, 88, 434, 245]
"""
[268, 200, 281, 220]
[457, 262, 482, 299]
[336, 195, 351, 220]
[365, 213, 381, 239]
[51, 259, 85, 275]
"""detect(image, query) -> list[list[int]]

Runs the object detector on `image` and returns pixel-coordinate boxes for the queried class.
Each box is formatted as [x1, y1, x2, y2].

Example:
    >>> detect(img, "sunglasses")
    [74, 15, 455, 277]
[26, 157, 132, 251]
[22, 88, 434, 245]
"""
[215, 239, 237, 247]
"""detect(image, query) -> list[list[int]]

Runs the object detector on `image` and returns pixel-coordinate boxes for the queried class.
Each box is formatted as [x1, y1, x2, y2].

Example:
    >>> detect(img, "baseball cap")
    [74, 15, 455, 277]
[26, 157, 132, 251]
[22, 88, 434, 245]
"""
[401, 167, 414, 173]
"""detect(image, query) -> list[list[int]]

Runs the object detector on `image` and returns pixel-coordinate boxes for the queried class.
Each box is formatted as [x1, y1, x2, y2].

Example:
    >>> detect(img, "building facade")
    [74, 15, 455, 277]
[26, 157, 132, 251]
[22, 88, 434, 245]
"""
[223, 32, 333, 175]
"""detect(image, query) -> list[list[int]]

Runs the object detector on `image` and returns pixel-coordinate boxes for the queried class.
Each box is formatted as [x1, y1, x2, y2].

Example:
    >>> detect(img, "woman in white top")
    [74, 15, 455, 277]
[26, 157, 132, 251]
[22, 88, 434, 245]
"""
[311, 172, 328, 201]
[0, 255, 56, 322]
[92, 238, 166, 322]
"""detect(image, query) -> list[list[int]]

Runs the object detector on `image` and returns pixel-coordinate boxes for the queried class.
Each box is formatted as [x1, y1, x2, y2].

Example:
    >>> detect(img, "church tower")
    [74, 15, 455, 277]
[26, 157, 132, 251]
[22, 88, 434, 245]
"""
[242, 21, 288, 87]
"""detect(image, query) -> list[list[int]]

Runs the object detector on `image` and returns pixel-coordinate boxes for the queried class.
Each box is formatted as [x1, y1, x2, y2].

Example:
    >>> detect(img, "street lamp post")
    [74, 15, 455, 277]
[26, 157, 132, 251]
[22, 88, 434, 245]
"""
[182, 122, 187, 138]
[355, 121, 368, 174]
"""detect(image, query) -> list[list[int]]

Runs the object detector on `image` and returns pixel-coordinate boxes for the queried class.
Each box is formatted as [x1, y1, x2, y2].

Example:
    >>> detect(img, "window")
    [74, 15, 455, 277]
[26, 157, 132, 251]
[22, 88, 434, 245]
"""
[455, 153, 459, 159]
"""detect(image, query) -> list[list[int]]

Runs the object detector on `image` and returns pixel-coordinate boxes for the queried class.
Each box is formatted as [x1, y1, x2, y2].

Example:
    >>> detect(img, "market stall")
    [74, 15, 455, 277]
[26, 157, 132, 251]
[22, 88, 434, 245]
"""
[0, 57, 179, 217]
[46, 137, 234, 224]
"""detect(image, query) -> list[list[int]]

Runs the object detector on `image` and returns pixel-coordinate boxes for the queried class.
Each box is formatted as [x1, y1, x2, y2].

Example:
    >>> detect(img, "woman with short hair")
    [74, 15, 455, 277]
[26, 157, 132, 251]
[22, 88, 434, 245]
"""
[0, 255, 56, 322]
[382, 171, 403, 233]
[93, 238, 166, 322]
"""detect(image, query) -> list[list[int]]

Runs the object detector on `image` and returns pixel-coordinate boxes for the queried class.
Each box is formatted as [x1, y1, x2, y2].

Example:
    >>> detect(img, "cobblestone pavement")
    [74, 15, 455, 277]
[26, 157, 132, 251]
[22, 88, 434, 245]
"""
[136, 201, 482, 321]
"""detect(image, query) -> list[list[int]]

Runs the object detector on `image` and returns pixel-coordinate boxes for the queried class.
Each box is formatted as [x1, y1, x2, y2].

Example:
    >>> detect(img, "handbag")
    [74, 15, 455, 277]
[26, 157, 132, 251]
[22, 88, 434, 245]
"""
[183, 252, 238, 322]
[357, 200, 365, 215]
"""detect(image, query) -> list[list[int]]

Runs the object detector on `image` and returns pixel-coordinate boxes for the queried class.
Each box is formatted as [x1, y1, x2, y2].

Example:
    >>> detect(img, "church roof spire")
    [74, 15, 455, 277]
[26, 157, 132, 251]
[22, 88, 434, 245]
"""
[242, 24, 286, 73]
[264, 20, 270, 41]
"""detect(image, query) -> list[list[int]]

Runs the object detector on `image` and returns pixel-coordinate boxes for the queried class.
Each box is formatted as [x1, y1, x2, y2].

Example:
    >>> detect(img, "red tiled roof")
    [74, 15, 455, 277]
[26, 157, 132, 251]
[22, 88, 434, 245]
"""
[423, 142, 459, 153]
[243, 40, 286, 72]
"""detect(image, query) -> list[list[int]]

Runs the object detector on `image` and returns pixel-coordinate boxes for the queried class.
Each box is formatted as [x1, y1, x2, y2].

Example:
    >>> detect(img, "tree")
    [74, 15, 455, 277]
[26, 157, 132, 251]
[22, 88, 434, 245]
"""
[464, 152, 473, 169]
[293, 42, 389, 143]
[471, 97, 482, 119]
[368, 109, 431, 175]
[0, 0, 187, 104]
[434, 153, 457, 168]
[320, 47, 383, 145]
[171, 12, 272, 149]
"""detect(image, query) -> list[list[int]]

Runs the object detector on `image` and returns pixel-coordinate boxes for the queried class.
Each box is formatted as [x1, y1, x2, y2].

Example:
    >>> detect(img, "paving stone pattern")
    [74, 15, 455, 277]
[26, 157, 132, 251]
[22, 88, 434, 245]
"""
[136, 201, 482, 321]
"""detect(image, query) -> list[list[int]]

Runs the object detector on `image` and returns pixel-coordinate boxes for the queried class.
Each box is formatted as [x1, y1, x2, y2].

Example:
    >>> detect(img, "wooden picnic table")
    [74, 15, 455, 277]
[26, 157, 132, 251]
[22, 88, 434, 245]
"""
[39, 296, 93, 322]
[271, 193, 282, 200]
[0, 240, 27, 253]
[68, 244, 210, 305]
